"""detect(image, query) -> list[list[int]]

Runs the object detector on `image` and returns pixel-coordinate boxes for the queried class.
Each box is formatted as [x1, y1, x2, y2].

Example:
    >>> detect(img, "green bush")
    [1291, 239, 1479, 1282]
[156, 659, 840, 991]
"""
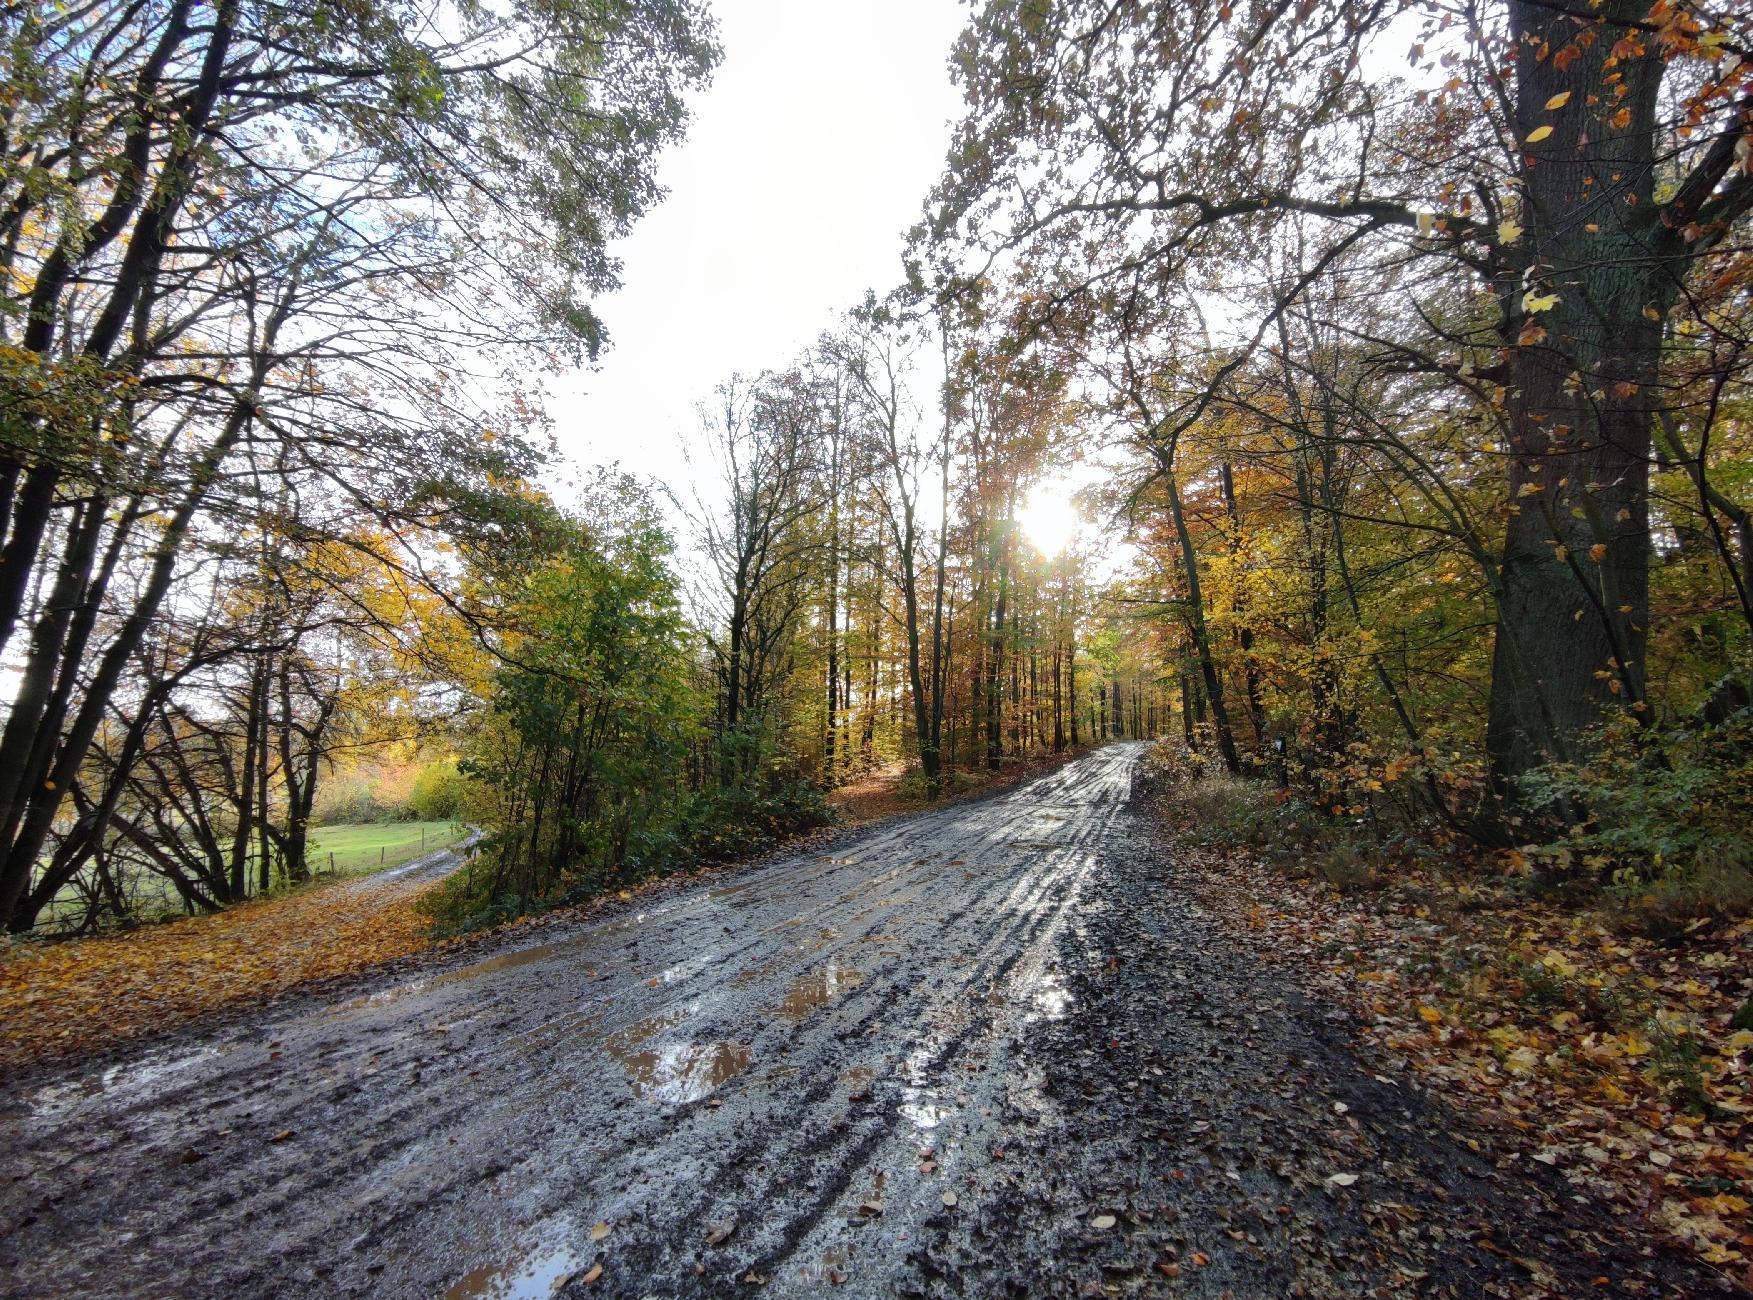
[1519, 704, 1753, 928]
[408, 758, 468, 821]
[421, 779, 834, 935]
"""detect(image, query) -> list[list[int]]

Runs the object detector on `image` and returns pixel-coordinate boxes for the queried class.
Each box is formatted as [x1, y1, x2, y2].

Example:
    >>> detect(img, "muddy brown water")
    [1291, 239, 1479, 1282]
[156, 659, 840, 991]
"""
[0, 745, 1722, 1298]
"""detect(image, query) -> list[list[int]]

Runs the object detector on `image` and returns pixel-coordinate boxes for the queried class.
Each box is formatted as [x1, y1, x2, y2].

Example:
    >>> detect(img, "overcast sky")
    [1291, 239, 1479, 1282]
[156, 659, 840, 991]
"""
[547, 0, 969, 502]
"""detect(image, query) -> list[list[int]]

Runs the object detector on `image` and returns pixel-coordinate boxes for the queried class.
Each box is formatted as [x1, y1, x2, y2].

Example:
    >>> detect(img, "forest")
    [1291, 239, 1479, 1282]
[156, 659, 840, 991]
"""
[2, 0, 1751, 1291]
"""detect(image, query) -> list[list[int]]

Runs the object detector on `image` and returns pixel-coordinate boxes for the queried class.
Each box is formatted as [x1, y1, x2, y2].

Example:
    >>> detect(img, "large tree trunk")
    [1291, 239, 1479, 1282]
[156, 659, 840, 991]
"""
[1484, 0, 1668, 805]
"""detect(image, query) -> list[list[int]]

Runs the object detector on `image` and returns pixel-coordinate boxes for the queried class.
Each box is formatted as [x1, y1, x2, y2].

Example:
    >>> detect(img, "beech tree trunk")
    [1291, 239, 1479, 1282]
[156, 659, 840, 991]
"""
[1484, 0, 1672, 806]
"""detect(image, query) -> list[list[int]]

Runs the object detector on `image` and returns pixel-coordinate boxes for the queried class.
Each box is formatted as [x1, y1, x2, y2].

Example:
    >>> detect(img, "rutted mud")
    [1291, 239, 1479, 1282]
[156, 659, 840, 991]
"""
[0, 744, 1715, 1298]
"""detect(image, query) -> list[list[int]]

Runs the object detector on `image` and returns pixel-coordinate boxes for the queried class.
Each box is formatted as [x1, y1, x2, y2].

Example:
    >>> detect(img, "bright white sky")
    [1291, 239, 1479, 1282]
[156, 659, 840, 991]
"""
[547, 0, 969, 506]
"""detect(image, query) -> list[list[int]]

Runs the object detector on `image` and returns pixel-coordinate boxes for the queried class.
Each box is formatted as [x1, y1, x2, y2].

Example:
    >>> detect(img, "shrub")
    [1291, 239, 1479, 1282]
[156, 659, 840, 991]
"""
[408, 758, 468, 821]
[1519, 703, 1753, 928]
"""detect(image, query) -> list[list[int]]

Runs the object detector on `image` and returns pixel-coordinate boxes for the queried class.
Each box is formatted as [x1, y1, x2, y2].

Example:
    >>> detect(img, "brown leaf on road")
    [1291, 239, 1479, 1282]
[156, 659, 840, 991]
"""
[704, 1220, 736, 1246]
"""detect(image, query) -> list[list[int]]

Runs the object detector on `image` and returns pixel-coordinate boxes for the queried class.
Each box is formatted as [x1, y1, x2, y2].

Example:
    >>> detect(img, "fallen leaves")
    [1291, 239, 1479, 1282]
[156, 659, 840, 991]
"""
[1173, 833, 1753, 1275]
[704, 1220, 736, 1246]
[0, 872, 459, 1072]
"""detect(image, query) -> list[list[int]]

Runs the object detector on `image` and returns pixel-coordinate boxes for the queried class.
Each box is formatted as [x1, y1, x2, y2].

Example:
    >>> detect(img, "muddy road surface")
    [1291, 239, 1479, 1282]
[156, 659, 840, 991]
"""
[0, 745, 1715, 1298]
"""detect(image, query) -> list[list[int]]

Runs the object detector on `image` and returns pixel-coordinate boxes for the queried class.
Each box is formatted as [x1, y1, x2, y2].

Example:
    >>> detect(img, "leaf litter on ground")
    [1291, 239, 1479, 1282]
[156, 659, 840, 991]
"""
[1164, 815, 1753, 1281]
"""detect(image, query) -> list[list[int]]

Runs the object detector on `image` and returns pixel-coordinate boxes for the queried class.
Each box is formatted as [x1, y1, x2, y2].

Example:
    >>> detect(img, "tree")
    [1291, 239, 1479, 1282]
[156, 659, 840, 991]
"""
[0, 0, 718, 930]
[923, 0, 1753, 814]
[697, 374, 824, 781]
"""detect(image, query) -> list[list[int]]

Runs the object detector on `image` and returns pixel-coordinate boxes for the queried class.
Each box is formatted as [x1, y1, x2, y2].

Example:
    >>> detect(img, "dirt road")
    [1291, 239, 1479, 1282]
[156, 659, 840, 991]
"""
[0, 746, 1715, 1297]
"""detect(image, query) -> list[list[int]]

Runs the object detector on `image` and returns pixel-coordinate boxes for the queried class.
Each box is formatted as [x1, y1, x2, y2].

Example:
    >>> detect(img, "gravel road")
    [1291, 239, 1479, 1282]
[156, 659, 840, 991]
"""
[0, 744, 1718, 1298]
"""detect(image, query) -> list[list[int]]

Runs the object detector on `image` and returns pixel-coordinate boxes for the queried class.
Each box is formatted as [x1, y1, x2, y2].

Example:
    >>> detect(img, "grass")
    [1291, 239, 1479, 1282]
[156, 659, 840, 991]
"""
[308, 821, 467, 877]
[38, 820, 468, 932]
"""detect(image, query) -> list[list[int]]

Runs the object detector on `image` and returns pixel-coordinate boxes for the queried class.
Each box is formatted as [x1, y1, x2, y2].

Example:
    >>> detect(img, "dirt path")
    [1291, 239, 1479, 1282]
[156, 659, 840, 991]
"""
[0, 746, 1720, 1297]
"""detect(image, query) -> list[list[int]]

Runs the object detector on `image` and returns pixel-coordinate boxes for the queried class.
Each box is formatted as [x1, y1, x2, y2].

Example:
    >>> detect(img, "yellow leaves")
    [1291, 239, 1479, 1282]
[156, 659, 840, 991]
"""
[1522, 289, 1561, 313]
[1504, 1045, 1543, 1074]
[1540, 948, 1578, 978]
[1525, 125, 1555, 144]
[1497, 218, 1523, 245]
[1486, 1024, 1525, 1050]
[1609, 106, 1633, 130]
[1415, 211, 1436, 237]
[1517, 482, 1544, 497]
[1622, 1031, 1653, 1058]
[1544, 91, 1572, 110]
[1416, 1004, 1443, 1024]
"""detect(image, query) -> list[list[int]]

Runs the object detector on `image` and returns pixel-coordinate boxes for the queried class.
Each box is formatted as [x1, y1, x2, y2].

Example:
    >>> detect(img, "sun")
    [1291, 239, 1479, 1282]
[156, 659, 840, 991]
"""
[1018, 482, 1081, 557]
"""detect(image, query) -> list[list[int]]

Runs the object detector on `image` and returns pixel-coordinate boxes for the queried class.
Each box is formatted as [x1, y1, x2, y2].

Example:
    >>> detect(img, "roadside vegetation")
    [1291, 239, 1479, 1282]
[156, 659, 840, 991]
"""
[1143, 740, 1752, 1274]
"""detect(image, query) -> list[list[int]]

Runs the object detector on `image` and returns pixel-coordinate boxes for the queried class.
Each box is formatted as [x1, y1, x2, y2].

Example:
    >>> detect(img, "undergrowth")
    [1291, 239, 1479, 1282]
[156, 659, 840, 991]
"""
[421, 782, 832, 934]
[1143, 734, 1752, 934]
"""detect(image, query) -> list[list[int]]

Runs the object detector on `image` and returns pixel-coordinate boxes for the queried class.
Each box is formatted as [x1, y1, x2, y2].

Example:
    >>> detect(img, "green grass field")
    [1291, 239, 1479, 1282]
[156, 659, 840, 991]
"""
[40, 821, 470, 930]
[308, 821, 468, 877]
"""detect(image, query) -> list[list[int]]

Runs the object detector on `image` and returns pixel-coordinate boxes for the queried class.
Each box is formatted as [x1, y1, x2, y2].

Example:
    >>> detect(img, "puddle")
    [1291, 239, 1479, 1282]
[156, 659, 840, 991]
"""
[898, 1094, 955, 1129]
[776, 963, 865, 1021]
[604, 1008, 751, 1106]
[444, 1222, 587, 1300]
[709, 880, 754, 897]
[897, 1045, 957, 1129]
[313, 913, 660, 1026]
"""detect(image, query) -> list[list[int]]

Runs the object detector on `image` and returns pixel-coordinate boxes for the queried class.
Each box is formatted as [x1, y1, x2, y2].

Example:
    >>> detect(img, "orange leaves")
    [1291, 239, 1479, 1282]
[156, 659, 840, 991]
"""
[0, 874, 453, 1072]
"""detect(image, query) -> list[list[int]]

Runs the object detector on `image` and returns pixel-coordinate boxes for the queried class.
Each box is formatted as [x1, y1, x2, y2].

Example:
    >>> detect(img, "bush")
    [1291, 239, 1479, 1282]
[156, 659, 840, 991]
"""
[409, 758, 468, 821]
[1519, 704, 1753, 928]
[310, 771, 391, 824]
[665, 780, 833, 866]
[421, 779, 835, 934]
